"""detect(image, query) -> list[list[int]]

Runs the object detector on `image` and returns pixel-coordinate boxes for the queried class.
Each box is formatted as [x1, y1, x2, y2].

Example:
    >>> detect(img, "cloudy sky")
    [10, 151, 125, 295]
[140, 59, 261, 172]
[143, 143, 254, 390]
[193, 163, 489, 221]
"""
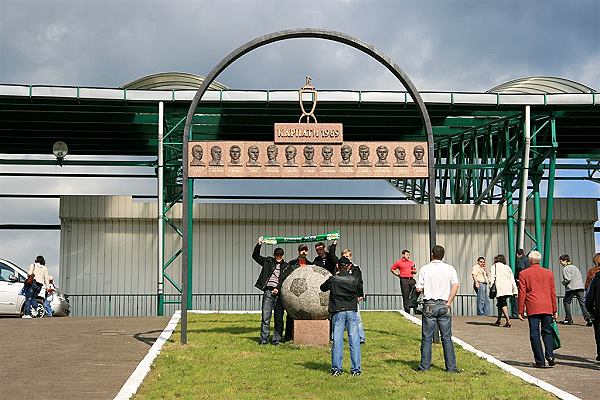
[0, 0, 599, 279]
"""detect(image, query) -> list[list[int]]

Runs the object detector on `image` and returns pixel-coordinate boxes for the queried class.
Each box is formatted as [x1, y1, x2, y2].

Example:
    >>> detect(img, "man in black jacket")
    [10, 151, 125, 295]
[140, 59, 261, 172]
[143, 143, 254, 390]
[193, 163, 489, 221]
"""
[585, 270, 600, 361]
[320, 256, 363, 376]
[313, 240, 338, 274]
[252, 238, 289, 345]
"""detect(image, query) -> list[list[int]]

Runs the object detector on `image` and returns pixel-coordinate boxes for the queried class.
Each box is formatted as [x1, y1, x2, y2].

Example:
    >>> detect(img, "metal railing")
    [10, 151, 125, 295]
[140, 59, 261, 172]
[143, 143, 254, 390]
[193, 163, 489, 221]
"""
[67, 293, 583, 318]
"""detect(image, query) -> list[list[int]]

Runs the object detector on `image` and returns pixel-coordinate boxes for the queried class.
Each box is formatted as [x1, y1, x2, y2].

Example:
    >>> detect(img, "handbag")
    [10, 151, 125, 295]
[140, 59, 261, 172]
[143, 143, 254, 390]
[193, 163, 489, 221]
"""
[25, 274, 34, 285]
[488, 264, 497, 299]
[550, 320, 562, 349]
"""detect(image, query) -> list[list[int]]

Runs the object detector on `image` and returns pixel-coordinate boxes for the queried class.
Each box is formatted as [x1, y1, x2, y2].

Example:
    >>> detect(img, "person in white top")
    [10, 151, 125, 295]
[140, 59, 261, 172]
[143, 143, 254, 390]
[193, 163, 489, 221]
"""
[44, 275, 56, 317]
[415, 245, 460, 372]
[22, 255, 50, 318]
[488, 254, 518, 327]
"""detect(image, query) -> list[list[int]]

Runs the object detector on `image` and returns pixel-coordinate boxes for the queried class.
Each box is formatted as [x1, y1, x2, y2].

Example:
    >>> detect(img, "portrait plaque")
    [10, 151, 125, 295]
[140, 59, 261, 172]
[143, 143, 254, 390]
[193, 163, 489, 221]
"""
[188, 141, 428, 179]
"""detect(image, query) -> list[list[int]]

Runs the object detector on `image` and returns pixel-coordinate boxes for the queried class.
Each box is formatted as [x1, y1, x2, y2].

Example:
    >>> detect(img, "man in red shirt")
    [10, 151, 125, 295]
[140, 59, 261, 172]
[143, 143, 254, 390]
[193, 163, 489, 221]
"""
[390, 249, 417, 313]
[518, 250, 558, 368]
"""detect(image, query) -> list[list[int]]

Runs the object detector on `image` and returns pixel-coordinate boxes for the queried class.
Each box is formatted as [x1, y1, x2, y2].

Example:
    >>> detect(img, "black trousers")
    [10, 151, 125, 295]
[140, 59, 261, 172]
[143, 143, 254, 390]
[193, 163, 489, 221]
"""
[400, 277, 416, 312]
[593, 317, 600, 358]
[285, 314, 294, 341]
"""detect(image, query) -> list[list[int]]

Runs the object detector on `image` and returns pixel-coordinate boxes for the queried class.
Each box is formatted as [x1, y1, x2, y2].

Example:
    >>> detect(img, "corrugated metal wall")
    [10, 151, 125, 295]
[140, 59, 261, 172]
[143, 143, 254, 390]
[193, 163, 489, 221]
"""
[59, 196, 597, 316]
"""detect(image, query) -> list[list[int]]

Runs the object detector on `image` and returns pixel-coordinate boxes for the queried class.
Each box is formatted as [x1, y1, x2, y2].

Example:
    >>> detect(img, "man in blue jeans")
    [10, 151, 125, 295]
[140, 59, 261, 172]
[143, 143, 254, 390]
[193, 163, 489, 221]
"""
[252, 238, 290, 345]
[320, 256, 363, 376]
[415, 245, 460, 372]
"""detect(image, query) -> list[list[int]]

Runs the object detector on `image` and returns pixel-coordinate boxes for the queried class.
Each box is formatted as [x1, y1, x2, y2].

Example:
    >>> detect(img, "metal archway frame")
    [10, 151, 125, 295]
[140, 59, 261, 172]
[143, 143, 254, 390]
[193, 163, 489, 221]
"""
[181, 28, 436, 343]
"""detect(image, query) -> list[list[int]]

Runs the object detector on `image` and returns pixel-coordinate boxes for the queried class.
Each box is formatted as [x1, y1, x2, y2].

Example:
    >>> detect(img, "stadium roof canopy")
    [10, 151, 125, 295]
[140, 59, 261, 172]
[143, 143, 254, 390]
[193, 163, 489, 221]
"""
[0, 75, 598, 159]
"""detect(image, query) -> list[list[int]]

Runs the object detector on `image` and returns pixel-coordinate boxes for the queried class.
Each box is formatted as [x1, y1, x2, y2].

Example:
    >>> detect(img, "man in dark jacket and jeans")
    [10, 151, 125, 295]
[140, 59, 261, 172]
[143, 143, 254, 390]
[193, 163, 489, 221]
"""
[252, 237, 289, 345]
[585, 270, 600, 361]
[320, 256, 363, 376]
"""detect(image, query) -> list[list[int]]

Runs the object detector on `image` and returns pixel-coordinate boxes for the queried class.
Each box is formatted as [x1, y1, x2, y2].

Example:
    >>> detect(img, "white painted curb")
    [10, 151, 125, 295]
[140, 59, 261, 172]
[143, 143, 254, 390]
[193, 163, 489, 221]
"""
[113, 310, 181, 400]
[398, 310, 580, 400]
[113, 310, 261, 399]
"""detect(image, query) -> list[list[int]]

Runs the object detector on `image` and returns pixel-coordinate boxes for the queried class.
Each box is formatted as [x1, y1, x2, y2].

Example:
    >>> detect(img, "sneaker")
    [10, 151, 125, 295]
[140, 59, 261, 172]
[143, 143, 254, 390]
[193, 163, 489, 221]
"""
[559, 319, 573, 325]
[534, 363, 548, 368]
[360, 339, 365, 344]
[258, 341, 268, 345]
[331, 370, 342, 377]
[546, 358, 556, 367]
[21, 315, 32, 319]
[586, 319, 593, 327]
[414, 367, 428, 372]
[351, 371, 361, 376]
[271, 341, 280, 346]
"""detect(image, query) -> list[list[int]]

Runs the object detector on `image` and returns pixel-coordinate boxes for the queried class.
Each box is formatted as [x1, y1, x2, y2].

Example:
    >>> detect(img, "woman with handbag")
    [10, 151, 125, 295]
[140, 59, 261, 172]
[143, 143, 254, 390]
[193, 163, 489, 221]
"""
[489, 254, 518, 327]
[22, 255, 50, 318]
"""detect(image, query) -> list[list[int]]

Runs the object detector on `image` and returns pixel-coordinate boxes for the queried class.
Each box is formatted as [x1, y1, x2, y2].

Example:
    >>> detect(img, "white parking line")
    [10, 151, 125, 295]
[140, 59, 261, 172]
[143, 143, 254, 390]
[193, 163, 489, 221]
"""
[398, 310, 581, 400]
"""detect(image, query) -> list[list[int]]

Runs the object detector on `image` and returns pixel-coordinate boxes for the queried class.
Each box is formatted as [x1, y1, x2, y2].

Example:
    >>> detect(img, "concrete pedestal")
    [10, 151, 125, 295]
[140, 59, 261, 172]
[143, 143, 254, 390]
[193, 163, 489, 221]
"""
[293, 319, 330, 346]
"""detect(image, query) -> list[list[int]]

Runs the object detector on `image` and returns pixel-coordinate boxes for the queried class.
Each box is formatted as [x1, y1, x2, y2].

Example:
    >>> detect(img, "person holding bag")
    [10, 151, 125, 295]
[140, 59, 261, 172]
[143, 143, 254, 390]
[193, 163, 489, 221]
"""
[489, 254, 518, 328]
[22, 255, 50, 318]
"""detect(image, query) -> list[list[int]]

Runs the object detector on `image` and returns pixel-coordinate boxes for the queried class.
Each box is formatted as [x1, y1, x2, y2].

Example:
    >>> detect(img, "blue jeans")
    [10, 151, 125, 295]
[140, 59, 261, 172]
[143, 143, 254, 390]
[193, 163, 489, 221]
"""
[23, 282, 42, 316]
[260, 289, 284, 344]
[331, 310, 361, 373]
[419, 300, 457, 372]
[357, 306, 365, 343]
[476, 283, 490, 316]
[527, 314, 554, 365]
[44, 298, 53, 317]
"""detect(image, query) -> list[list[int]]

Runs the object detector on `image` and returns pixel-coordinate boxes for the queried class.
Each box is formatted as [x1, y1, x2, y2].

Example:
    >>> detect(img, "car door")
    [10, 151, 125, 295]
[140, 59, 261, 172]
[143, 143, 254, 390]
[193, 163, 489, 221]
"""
[0, 261, 24, 315]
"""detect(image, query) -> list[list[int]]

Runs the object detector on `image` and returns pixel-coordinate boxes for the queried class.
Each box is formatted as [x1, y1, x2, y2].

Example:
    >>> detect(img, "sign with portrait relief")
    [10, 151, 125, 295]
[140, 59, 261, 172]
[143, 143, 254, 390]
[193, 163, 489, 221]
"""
[187, 77, 428, 179]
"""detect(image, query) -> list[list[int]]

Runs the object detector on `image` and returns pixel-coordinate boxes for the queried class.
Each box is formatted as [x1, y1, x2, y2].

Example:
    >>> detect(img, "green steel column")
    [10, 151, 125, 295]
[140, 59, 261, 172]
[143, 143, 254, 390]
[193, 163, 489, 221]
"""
[186, 177, 194, 309]
[542, 116, 557, 269]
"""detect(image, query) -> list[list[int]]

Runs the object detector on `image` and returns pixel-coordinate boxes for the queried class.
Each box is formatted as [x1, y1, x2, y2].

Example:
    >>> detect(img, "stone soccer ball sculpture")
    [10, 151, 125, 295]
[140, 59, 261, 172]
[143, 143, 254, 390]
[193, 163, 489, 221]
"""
[281, 265, 331, 320]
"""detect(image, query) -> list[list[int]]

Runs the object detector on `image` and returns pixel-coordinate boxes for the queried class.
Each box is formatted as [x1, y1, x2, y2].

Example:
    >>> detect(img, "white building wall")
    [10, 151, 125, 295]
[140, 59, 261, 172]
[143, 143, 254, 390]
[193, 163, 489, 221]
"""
[59, 196, 597, 316]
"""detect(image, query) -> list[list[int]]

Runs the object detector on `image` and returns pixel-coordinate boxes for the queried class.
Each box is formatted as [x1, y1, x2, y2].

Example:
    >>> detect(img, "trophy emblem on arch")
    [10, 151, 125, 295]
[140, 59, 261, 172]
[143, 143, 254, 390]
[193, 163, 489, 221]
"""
[299, 76, 318, 123]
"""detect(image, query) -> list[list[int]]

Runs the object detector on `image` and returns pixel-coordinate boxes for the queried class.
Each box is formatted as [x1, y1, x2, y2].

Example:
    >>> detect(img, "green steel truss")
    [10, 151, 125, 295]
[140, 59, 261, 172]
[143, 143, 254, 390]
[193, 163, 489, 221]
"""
[0, 94, 598, 316]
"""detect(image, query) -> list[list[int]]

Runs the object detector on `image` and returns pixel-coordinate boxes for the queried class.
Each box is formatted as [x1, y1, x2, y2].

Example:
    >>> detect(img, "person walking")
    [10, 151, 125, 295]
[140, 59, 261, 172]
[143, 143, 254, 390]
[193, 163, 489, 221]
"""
[252, 238, 289, 345]
[390, 249, 417, 313]
[559, 254, 592, 326]
[43, 275, 56, 317]
[471, 256, 490, 316]
[515, 248, 531, 283]
[489, 255, 518, 327]
[320, 256, 363, 376]
[584, 267, 600, 361]
[415, 245, 460, 373]
[22, 255, 50, 318]
[518, 251, 558, 368]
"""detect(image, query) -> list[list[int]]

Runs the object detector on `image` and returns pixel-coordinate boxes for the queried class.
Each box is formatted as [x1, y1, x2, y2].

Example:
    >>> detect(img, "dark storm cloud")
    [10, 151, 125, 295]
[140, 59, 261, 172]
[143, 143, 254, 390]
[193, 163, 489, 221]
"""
[0, 0, 598, 91]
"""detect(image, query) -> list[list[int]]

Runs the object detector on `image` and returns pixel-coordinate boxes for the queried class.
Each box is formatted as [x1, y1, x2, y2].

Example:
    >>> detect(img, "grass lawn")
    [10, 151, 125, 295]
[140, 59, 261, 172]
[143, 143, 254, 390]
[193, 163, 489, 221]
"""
[134, 312, 553, 400]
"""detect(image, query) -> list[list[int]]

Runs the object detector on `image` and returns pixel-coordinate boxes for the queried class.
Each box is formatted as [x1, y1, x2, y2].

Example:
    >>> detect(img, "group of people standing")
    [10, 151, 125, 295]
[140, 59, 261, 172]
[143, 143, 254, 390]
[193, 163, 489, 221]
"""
[252, 238, 365, 376]
[253, 238, 600, 375]
[472, 250, 600, 367]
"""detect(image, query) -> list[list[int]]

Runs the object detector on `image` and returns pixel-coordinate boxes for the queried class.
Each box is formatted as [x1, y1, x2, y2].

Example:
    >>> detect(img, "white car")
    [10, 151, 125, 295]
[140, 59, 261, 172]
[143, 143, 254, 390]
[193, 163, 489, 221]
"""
[0, 258, 70, 317]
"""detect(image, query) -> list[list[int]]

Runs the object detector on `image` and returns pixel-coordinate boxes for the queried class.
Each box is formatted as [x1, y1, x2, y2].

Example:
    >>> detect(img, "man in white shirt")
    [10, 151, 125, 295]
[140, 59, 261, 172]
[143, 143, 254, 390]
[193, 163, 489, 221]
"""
[415, 245, 460, 372]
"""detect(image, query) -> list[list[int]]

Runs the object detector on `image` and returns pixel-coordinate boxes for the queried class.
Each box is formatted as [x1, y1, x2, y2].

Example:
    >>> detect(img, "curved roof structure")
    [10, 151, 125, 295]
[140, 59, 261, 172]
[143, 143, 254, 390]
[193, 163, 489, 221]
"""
[488, 76, 596, 94]
[121, 72, 228, 91]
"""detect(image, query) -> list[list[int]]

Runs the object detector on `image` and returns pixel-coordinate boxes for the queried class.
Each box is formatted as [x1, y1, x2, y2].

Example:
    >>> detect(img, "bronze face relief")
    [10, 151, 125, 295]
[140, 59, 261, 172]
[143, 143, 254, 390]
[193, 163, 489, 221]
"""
[191, 144, 205, 166]
[189, 141, 427, 178]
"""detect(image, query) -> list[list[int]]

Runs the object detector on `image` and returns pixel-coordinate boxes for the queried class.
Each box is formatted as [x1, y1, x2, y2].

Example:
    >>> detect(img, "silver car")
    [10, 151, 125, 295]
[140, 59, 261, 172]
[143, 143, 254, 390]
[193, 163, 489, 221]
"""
[0, 258, 70, 317]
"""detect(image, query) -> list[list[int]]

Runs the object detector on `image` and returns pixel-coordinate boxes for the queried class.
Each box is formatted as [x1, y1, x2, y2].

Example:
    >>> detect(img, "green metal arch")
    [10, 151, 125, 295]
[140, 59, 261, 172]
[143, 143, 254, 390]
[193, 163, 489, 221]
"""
[180, 28, 436, 343]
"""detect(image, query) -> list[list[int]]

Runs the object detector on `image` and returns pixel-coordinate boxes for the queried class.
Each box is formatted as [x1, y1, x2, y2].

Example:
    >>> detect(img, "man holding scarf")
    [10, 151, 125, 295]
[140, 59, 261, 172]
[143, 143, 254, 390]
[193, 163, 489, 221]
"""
[252, 238, 289, 345]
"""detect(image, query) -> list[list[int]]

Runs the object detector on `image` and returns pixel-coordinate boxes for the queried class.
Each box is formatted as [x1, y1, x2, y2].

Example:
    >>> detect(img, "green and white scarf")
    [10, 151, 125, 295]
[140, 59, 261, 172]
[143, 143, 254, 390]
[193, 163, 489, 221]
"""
[260, 231, 339, 245]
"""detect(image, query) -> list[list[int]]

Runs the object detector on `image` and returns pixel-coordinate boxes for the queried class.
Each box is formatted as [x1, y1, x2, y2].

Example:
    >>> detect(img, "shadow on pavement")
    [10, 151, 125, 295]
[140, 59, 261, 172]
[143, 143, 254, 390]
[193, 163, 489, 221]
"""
[134, 329, 163, 346]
